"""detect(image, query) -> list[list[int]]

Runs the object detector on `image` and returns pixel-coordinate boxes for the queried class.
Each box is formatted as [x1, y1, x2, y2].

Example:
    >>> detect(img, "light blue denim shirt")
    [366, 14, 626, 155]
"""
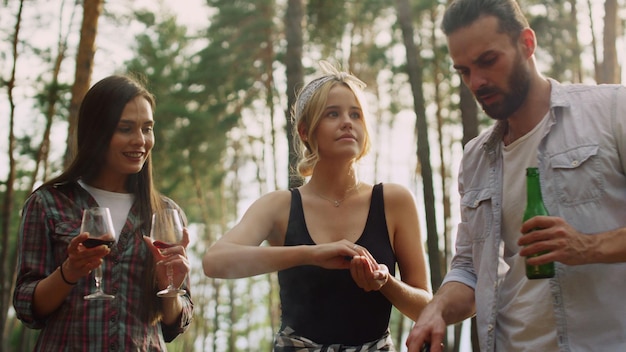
[443, 79, 626, 352]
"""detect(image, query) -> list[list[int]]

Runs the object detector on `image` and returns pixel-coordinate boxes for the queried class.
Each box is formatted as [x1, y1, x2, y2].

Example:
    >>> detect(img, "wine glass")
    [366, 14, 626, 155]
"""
[150, 208, 186, 297]
[81, 207, 117, 301]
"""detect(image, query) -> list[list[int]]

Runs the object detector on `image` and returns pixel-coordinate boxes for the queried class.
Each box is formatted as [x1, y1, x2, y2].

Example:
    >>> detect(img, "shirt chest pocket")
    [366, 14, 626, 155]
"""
[549, 145, 604, 206]
[52, 221, 82, 245]
[50, 220, 82, 263]
[460, 188, 493, 242]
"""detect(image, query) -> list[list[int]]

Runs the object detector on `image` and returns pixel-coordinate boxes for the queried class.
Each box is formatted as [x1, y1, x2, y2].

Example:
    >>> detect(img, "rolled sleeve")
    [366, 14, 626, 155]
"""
[161, 289, 194, 342]
[441, 268, 477, 290]
[13, 194, 55, 329]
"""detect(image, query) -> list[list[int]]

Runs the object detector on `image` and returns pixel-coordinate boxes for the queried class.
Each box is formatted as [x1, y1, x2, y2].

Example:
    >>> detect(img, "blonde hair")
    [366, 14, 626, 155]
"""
[292, 61, 371, 177]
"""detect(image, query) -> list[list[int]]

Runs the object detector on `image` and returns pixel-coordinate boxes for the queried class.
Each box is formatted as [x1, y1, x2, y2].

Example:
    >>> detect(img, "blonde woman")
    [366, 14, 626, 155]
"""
[203, 62, 431, 351]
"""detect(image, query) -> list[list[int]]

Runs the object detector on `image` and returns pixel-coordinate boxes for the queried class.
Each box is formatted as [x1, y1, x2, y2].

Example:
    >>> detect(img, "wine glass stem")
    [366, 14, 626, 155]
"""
[166, 264, 174, 288]
[94, 265, 103, 291]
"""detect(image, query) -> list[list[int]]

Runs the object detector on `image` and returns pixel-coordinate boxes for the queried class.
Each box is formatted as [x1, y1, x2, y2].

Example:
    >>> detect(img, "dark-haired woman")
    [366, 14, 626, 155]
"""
[13, 75, 193, 351]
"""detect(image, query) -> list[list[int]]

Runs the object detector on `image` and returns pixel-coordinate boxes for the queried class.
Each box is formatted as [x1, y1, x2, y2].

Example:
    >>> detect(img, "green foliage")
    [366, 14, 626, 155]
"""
[186, 0, 277, 214]
[307, 0, 347, 45]
[125, 10, 233, 223]
[522, 0, 583, 82]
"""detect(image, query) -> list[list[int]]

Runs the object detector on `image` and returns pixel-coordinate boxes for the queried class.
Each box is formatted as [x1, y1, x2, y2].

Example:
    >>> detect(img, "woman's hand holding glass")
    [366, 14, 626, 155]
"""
[64, 233, 111, 283]
[144, 209, 190, 297]
[79, 207, 118, 300]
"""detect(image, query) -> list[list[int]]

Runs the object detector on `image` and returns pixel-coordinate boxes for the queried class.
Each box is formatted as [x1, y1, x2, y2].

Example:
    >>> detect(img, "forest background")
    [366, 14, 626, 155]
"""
[0, 0, 624, 351]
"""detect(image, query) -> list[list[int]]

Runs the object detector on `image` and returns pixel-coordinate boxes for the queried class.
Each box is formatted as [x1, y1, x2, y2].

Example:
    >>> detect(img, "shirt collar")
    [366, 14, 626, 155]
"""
[482, 78, 567, 154]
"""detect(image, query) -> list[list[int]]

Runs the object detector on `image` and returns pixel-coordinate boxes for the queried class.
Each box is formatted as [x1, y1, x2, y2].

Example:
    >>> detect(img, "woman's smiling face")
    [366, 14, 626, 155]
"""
[98, 96, 154, 188]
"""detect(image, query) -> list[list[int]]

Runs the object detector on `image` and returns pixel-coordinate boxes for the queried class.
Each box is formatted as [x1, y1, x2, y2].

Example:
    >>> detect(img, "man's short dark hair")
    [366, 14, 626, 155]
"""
[441, 0, 529, 40]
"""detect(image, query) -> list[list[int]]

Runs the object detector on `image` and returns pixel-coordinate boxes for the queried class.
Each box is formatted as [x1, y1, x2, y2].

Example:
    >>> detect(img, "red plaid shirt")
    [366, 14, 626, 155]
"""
[13, 181, 193, 351]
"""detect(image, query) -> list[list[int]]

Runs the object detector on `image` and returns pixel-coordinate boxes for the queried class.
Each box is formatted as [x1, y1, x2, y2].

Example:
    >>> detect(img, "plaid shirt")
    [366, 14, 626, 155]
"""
[13, 181, 193, 351]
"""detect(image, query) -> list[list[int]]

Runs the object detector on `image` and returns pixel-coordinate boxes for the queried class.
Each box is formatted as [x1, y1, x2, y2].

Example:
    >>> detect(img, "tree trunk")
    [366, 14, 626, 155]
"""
[0, 3, 24, 350]
[394, 0, 441, 290]
[64, 0, 103, 166]
[567, 0, 583, 83]
[599, 0, 620, 83]
[284, 0, 304, 188]
[586, 0, 601, 83]
[28, 2, 79, 191]
[260, 1, 280, 191]
[430, 6, 452, 274]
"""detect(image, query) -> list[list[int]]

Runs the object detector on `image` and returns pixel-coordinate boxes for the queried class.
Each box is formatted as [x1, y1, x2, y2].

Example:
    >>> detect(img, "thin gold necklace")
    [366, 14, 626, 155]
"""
[313, 182, 360, 207]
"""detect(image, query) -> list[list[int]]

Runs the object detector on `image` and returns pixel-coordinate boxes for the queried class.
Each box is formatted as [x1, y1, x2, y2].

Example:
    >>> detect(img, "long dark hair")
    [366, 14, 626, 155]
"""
[46, 74, 155, 197]
[44, 74, 165, 324]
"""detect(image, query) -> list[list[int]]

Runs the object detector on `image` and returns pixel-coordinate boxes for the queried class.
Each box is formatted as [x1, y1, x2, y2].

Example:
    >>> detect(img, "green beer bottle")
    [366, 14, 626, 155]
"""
[523, 167, 555, 279]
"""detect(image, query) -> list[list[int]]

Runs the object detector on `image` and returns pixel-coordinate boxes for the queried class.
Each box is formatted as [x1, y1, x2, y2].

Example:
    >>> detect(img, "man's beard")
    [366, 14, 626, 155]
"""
[475, 54, 531, 121]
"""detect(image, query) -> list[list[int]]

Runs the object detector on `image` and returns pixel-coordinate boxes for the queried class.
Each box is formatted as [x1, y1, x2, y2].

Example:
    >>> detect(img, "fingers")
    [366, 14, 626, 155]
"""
[354, 245, 381, 272]
[68, 232, 88, 253]
[520, 215, 555, 233]
[374, 264, 390, 281]
[517, 216, 591, 266]
[143, 236, 164, 260]
[339, 242, 388, 290]
[351, 245, 379, 270]
[155, 255, 190, 289]
[62, 257, 103, 282]
[181, 228, 190, 248]
[406, 321, 446, 352]
[64, 233, 110, 280]
[143, 235, 190, 285]
[156, 256, 190, 274]
[69, 233, 110, 256]
[143, 235, 188, 260]
[350, 254, 388, 291]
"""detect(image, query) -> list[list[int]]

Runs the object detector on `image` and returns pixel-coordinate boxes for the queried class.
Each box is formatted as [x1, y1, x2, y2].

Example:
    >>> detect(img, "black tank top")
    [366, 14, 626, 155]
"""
[278, 183, 396, 345]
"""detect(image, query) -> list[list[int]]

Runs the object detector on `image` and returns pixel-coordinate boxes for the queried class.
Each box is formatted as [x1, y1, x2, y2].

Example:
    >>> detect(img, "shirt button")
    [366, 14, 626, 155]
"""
[488, 324, 494, 331]
[571, 160, 579, 167]
[474, 200, 479, 207]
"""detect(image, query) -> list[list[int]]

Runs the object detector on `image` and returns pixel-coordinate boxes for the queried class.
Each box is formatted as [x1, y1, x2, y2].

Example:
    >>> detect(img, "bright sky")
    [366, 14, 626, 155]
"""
[93, 0, 210, 79]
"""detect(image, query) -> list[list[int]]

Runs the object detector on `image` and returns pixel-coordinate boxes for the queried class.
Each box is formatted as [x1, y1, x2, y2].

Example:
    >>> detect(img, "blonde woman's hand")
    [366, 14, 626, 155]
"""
[309, 240, 360, 269]
[350, 245, 389, 291]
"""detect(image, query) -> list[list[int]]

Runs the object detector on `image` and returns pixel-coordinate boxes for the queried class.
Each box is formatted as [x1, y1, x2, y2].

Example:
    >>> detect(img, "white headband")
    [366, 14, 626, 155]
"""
[294, 61, 366, 123]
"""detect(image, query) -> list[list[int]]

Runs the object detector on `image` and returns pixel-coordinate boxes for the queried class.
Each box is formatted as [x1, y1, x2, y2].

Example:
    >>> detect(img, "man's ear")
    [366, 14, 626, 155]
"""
[520, 28, 536, 58]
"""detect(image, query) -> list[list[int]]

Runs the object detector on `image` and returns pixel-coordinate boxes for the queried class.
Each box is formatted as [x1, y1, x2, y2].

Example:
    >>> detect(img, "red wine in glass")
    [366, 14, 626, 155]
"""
[83, 238, 115, 248]
[153, 240, 176, 250]
[150, 209, 187, 297]
[81, 207, 117, 301]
